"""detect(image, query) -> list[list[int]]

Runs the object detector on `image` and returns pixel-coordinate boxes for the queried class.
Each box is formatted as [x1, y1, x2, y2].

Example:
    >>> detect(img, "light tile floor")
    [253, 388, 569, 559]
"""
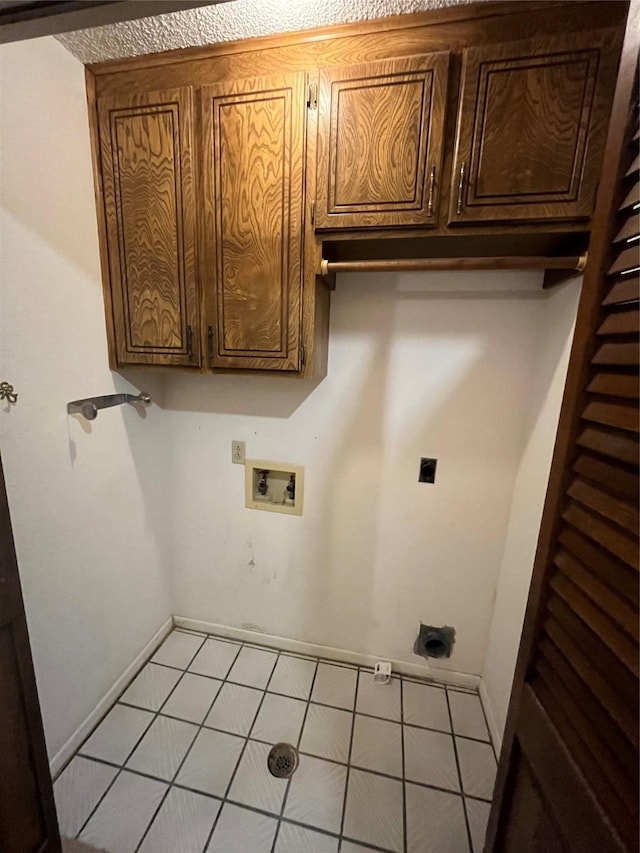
[54, 629, 496, 853]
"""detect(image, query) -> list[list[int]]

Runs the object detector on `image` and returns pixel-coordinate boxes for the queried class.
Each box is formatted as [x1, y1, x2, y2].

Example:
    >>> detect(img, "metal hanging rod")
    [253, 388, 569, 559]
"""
[67, 391, 151, 421]
[319, 254, 588, 276]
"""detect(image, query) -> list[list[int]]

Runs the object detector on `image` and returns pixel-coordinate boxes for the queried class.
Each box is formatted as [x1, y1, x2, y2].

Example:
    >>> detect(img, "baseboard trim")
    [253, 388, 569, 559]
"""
[50, 617, 173, 778]
[479, 678, 503, 754]
[174, 616, 480, 690]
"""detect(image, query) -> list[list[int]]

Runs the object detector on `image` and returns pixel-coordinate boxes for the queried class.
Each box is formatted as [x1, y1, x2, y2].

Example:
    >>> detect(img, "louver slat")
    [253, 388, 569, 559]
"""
[603, 274, 640, 304]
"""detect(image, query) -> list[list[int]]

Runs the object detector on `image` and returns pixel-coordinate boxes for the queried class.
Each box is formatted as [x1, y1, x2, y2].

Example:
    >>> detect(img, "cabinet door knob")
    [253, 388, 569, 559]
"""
[0, 382, 17, 403]
[427, 165, 437, 218]
[456, 161, 466, 215]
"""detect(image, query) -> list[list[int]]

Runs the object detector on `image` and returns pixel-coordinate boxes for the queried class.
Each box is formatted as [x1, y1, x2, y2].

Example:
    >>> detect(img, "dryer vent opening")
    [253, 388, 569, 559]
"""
[413, 624, 456, 660]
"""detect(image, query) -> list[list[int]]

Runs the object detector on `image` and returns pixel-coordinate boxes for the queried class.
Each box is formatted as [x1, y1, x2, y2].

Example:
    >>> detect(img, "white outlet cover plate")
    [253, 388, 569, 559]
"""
[232, 440, 245, 464]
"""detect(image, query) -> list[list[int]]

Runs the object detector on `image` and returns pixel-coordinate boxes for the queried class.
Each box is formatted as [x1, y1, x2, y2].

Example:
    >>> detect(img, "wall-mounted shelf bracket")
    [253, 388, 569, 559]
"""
[67, 391, 151, 421]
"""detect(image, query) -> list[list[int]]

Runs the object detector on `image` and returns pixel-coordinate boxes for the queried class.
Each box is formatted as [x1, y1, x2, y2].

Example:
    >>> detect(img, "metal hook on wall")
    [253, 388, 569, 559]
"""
[0, 382, 18, 403]
[67, 391, 151, 421]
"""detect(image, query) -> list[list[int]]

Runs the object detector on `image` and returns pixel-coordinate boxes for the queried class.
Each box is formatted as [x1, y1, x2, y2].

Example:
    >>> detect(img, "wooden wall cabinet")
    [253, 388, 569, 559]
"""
[450, 31, 617, 224]
[315, 53, 450, 230]
[200, 73, 306, 371]
[97, 87, 200, 367]
[87, 3, 626, 378]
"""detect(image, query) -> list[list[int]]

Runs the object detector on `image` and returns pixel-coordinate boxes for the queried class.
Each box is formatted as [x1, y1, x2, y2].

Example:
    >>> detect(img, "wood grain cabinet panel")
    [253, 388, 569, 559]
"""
[97, 87, 200, 366]
[315, 53, 450, 230]
[450, 31, 619, 224]
[201, 73, 305, 371]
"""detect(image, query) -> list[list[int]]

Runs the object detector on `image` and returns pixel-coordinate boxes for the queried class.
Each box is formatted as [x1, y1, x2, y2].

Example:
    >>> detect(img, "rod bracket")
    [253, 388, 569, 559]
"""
[67, 391, 151, 421]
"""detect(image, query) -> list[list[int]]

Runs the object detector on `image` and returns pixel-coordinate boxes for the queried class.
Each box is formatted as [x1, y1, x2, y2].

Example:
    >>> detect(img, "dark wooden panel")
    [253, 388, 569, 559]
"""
[567, 477, 639, 533]
[546, 596, 638, 706]
[97, 87, 200, 366]
[576, 425, 639, 466]
[582, 399, 639, 430]
[495, 750, 566, 853]
[549, 574, 638, 675]
[563, 502, 638, 568]
[593, 343, 638, 367]
[586, 372, 639, 399]
[0, 457, 61, 852]
[539, 637, 639, 782]
[516, 686, 626, 852]
[572, 452, 638, 499]
[450, 29, 619, 223]
[597, 306, 639, 335]
[620, 179, 639, 210]
[201, 73, 304, 370]
[559, 526, 639, 606]
[316, 52, 449, 229]
[533, 669, 637, 833]
[0, 626, 47, 853]
[488, 19, 639, 846]
[603, 274, 640, 305]
[608, 244, 640, 275]
[614, 212, 639, 242]
[554, 549, 638, 639]
[626, 152, 639, 178]
[544, 615, 637, 747]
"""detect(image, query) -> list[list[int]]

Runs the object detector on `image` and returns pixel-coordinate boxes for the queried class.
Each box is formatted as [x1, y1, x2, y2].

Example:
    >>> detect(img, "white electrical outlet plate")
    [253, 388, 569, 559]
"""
[232, 440, 245, 465]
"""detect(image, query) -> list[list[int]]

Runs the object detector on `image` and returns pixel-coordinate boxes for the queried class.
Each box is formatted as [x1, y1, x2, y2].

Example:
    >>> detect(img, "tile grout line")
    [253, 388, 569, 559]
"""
[68, 629, 491, 852]
[268, 656, 321, 853]
[118, 696, 492, 746]
[71, 752, 397, 853]
[199, 646, 283, 853]
[400, 679, 408, 853]
[78, 747, 493, 806]
[132, 637, 246, 853]
[74, 632, 210, 841]
[337, 668, 360, 853]
[53, 635, 186, 784]
[445, 687, 474, 853]
[173, 628, 480, 692]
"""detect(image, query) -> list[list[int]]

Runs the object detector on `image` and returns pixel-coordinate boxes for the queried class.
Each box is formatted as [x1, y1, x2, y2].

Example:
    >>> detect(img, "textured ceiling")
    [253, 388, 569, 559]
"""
[56, 0, 474, 64]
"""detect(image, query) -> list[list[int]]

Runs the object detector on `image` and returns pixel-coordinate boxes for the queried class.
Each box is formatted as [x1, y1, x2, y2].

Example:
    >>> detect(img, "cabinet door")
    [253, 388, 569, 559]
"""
[201, 73, 305, 371]
[98, 88, 200, 366]
[315, 53, 450, 230]
[450, 31, 618, 224]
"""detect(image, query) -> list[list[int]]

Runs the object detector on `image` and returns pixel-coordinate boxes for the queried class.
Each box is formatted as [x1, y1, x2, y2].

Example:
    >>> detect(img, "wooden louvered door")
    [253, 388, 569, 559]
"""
[487, 10, 638, 853]
[0, 454, 61, 852]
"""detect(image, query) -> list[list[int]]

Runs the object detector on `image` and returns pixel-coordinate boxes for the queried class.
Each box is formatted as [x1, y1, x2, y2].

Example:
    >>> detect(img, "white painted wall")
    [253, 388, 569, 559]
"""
[0, 37, 172, 762]
[165, 272, 563, 679]
[481, 278, 580, 746]
[0, 35, 579, 763]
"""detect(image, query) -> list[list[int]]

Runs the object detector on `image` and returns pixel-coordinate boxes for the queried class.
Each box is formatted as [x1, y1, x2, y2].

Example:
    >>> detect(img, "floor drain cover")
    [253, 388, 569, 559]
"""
[267, 742, 299, 778]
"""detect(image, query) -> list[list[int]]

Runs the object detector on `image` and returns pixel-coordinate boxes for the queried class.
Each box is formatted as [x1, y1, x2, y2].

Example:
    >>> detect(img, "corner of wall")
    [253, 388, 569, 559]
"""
[480, 277, 581, 741]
